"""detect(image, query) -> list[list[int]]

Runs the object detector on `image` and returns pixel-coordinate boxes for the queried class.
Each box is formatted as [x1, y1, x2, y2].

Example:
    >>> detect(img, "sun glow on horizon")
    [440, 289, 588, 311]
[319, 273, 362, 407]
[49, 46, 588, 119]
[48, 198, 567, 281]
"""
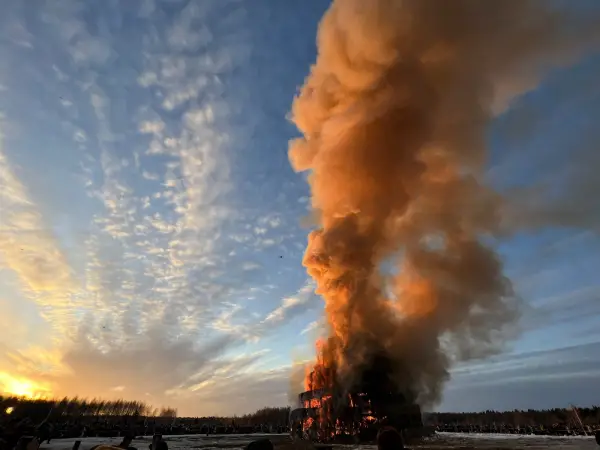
[0, 372, 52, 399]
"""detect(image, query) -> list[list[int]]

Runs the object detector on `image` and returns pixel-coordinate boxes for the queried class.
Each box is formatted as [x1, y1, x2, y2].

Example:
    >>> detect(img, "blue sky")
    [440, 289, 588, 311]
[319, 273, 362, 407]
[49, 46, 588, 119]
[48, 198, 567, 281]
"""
[0, 0, 599, 416]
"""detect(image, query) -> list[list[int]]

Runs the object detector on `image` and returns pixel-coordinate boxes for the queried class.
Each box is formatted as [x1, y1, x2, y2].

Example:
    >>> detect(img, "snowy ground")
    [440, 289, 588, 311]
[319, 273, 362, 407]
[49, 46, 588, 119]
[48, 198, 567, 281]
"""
[422, 432, 598, 449]
[41, 434, 291, 450]
[40, 432, 599, 450]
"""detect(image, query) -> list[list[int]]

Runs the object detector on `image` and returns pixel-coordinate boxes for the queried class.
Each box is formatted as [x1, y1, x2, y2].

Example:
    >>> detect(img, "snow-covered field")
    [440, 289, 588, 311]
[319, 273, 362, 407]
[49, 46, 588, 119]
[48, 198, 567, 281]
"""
[424, 432, 598, 449]
[40, 432, 599, 450]
[41, 434, 291, 450]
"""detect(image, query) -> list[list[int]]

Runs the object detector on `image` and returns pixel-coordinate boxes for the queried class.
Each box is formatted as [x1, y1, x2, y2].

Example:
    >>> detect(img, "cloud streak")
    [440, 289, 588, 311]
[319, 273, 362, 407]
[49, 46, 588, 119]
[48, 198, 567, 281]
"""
[0, 131, 77, 341]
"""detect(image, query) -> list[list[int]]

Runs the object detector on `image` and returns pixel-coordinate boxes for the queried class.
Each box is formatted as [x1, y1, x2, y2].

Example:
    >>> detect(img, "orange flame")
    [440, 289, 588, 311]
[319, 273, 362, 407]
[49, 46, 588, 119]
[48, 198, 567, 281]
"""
[304, 338, 339, 391]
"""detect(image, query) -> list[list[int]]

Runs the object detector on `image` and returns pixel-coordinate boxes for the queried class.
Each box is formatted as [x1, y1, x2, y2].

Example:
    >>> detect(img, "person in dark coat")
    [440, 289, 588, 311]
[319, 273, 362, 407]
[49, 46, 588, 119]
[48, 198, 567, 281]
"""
[377, 426, 404, 450]
[118, 434, 137, 450]
[245, 439, 273, 450]
[150, 442, 168, 450]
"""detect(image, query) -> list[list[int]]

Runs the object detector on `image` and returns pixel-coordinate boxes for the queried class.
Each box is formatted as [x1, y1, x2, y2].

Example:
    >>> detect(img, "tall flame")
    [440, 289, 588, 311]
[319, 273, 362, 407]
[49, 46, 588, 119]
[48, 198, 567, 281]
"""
[289, 0, 600, 406]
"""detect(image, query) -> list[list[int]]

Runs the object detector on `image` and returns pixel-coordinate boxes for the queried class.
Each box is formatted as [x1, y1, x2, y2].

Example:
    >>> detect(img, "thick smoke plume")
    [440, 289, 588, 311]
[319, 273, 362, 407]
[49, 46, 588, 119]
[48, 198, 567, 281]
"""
[289, 0, 600, 406]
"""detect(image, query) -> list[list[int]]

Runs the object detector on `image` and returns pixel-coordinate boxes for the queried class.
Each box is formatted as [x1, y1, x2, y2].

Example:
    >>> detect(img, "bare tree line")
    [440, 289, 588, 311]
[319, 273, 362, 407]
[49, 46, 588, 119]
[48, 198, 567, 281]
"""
[0, 396, 176, 420]
[0, 396, 293, 425]
[427, 406, 600, 428]
[5, 394, 599, 430]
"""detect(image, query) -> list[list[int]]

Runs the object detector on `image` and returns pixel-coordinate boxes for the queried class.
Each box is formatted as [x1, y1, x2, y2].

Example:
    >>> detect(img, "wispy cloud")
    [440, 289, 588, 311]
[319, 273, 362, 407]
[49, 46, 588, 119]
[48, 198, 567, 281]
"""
[210, 280, 319, 343]
[0, 0, 325, 412]
[262, 281, 317, 325]
[0, 132, 77, 341]
[180, 365, 292, 416]
[301, 320, 323, 336]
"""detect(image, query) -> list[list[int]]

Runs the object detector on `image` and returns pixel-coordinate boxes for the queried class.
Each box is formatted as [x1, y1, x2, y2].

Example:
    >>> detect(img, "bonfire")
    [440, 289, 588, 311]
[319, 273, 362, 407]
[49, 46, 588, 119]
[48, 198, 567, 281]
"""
[290, 339, 425, 443]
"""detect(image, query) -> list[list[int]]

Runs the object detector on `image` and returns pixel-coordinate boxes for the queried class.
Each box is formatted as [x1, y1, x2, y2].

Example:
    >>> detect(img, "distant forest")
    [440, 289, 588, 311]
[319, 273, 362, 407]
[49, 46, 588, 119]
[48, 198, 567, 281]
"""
[2, 395, 600, 427]
[0, 395, 291, 426]
[426, 407, 600, 427]
[0, 396, 175, 421]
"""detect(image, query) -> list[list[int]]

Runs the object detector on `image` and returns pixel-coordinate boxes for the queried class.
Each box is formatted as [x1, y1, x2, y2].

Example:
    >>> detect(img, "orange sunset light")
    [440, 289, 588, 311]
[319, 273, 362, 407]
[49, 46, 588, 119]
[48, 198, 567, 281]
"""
[0, 372, 51, 399]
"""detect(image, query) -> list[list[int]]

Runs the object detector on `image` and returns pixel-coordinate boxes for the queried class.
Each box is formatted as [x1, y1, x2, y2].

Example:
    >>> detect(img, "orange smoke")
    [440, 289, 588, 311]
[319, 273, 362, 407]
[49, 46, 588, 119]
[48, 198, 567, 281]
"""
[289, 0, 600, 406]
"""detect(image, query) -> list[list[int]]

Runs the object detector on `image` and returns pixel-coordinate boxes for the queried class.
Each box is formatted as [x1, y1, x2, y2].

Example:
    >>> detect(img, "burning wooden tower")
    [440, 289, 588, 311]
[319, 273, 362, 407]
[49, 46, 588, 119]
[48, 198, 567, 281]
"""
[289, 350, 425, 443]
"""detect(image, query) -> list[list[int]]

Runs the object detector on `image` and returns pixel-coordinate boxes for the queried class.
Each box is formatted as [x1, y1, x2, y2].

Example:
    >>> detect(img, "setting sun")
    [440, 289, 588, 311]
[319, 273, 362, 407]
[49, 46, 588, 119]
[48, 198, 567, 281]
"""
[0, 372, 51, 399]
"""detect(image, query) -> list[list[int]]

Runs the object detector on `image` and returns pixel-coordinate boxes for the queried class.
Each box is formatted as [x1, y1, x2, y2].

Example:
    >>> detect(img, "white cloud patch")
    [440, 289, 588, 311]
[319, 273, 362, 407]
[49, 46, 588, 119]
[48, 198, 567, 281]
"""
[139, 121, 165, 136]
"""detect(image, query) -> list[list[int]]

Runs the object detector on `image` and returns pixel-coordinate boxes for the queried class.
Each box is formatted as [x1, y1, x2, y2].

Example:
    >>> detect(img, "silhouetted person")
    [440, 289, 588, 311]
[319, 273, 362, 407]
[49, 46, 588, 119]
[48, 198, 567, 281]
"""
[595, 429, 600, 446]
[245, 438, 273, 450]
[149, 441, 168, 450]
[377, 426, 404, 450]
[36, 421, 53, 444]
[118, 434, 137, 450]
[148, 435, 168, 450]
